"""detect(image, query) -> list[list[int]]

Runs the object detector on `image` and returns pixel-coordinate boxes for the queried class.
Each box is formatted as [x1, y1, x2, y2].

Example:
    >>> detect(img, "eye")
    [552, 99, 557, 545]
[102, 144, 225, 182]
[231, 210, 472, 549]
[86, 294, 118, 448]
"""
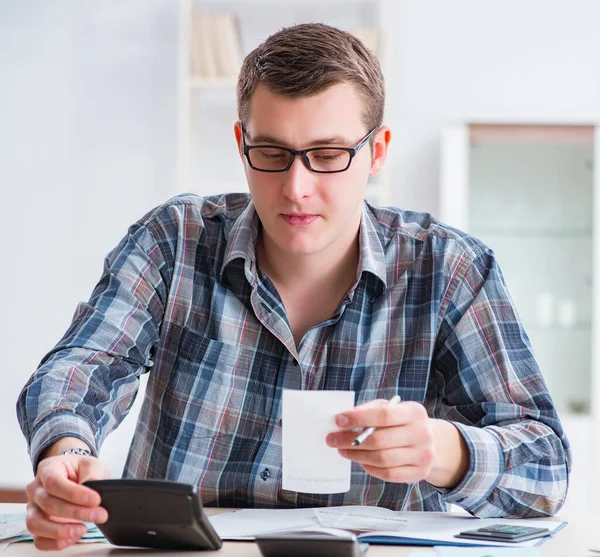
[256, 148, 286, 160]
[313, 150, 344, 162]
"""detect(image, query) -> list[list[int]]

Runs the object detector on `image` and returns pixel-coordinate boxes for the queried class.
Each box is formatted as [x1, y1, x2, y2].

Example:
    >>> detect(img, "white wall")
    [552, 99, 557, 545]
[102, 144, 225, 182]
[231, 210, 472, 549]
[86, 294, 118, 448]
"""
[0, 0, 179, 485]
[1, 0, 600, 502]
[387, 0, 600, 213]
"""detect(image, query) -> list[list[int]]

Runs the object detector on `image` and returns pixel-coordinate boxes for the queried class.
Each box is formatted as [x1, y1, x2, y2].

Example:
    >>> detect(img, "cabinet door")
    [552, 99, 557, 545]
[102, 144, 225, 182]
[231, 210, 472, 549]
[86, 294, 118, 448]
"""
[440, 123, 598, 417]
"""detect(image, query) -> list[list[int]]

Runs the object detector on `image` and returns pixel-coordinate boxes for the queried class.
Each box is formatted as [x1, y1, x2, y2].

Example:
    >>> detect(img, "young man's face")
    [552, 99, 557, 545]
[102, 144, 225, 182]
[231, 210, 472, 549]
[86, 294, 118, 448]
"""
[234, 82, 389, 260]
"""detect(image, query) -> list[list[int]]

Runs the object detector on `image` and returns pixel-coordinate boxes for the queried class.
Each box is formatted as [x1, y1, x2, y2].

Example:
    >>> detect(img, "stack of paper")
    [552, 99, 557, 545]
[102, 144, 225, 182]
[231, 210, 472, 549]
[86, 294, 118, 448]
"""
[209, 506, 566, 548]
[0, 513, 106, 550]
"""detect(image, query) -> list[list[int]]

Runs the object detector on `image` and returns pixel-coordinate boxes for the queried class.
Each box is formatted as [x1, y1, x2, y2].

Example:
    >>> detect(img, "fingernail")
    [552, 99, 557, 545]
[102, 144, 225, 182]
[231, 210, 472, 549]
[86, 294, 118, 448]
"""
[326, 434, 337, 447]
[92, 509, 107, 523]
[70, 526, 86, 538]
[336, 415, 349, 427]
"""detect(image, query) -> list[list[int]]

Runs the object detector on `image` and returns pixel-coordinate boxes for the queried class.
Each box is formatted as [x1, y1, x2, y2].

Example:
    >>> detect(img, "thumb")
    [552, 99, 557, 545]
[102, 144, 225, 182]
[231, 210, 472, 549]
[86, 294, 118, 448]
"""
[77, 457, 110, 485]
[357, 398, 389, 409]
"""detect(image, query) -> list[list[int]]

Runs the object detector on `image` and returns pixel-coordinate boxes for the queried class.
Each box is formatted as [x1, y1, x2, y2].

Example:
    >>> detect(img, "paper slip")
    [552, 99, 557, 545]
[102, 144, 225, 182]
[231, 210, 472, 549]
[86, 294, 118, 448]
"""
[315, 507, 407, 532]
[282, 389, 355, 494]
[0, 513, 105, 546]
[0, 520, 28, 541]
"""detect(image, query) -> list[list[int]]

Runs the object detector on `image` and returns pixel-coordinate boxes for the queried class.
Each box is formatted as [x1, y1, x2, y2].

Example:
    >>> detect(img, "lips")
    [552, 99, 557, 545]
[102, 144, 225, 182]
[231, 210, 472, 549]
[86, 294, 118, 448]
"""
[281, 214, 319, 225]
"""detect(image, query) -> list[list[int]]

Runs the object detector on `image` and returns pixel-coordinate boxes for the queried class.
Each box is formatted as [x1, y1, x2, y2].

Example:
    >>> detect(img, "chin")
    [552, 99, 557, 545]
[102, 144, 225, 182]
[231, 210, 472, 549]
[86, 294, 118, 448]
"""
[280, 242, 322, 256]
[277, 236, 326, 256]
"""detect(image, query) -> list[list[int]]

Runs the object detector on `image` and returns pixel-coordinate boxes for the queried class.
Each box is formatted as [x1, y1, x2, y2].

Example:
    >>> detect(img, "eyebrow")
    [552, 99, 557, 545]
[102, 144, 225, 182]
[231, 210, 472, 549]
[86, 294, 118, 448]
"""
[247, 132, 353, 148]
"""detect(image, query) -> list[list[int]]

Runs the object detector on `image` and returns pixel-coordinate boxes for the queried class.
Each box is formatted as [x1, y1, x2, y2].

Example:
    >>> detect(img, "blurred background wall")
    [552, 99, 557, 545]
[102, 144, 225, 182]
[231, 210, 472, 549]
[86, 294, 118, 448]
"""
[1, 0, 599, 511]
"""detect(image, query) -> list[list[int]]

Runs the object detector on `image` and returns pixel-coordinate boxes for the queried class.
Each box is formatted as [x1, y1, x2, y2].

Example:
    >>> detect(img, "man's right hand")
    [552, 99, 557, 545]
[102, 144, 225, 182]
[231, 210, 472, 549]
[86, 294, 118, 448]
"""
[25, 451, 110, 551]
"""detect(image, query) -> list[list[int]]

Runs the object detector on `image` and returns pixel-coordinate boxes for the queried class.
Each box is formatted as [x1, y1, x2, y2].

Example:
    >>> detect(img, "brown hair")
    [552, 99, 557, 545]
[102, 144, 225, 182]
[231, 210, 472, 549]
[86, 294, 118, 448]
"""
[237, 23, 385, 132]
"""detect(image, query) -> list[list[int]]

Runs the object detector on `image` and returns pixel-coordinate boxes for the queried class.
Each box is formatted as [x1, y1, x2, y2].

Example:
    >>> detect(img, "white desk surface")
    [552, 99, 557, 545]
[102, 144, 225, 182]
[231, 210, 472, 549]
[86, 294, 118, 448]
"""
[0, 504, 596, 556]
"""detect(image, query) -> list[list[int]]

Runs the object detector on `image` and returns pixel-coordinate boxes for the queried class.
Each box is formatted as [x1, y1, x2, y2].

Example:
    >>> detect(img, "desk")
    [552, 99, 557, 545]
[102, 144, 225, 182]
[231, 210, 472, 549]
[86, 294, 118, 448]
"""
[1, 504, 597, 556]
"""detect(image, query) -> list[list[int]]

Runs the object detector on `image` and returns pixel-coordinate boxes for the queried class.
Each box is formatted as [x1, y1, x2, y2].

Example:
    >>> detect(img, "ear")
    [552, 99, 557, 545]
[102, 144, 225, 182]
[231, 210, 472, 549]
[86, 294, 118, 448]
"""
[234, 121, 244, 158]
[369, 126, 392, 176]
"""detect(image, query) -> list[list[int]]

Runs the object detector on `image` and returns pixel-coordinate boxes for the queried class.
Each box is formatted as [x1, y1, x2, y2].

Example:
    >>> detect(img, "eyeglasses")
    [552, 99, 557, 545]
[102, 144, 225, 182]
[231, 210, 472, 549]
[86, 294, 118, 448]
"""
[242, 127, 377, 174]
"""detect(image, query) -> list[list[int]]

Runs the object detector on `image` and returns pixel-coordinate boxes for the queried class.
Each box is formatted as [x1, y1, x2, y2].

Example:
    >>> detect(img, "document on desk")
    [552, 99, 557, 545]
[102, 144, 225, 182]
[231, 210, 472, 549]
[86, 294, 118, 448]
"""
[282, 389, 355, 494]
[0, 517, 28, 541]
[209, 506, 567, 548]
[0, 513, 105, 546]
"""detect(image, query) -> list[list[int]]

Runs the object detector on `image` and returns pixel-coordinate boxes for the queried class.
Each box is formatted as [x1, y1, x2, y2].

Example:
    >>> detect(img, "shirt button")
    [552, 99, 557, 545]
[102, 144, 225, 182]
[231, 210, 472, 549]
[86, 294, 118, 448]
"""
[260, 468, 271, 481]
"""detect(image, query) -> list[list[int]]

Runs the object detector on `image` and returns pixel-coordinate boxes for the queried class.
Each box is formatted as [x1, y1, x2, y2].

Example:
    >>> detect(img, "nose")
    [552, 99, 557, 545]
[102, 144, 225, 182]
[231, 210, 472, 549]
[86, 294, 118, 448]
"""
[281, 155, 316, 201]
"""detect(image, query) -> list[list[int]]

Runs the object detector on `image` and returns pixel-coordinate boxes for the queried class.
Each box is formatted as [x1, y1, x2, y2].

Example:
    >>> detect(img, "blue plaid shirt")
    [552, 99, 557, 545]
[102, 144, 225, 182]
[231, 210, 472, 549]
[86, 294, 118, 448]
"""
[17, 193, 571, 518]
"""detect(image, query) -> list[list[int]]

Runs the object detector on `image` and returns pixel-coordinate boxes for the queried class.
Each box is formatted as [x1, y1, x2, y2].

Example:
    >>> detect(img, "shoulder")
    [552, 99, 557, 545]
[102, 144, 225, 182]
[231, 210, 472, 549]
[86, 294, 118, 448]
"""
[138, 192, 251, 230]
[119, 193, 252, 265]
[368, 203, 492, 264]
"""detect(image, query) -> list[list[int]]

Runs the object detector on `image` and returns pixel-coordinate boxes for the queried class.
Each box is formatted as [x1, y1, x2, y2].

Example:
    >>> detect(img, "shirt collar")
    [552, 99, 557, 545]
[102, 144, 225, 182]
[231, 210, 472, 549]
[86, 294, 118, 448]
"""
[357, 203, 388, 298]
[220, 200, 260, 285]
[220, 201, 388, 295]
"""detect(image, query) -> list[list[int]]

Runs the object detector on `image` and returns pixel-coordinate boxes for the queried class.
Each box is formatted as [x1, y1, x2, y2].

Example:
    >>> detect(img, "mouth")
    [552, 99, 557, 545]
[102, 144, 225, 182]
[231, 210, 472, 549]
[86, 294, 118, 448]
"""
[281, 213, 319, 226]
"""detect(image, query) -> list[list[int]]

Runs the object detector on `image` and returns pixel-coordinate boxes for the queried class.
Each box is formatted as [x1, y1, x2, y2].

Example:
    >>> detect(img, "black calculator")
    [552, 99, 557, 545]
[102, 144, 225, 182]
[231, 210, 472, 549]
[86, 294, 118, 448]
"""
[455, 524, 550, 543]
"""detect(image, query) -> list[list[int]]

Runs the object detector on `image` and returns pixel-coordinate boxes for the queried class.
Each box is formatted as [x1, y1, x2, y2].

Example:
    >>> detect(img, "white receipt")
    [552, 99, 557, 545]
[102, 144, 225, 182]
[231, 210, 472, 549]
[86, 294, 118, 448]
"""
[282, 389, 355, 494]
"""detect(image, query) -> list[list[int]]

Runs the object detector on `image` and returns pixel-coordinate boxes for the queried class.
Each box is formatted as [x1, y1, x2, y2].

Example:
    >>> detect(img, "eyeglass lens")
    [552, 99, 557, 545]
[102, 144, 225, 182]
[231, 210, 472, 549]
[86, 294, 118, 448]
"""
[247, 147, 351, 172]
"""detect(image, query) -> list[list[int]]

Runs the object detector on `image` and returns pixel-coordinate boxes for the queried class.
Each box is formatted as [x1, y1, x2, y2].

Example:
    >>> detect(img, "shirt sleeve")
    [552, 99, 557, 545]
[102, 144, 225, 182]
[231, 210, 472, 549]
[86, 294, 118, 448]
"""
[428, 246, 572, 518]
[16, 218, 170, 472]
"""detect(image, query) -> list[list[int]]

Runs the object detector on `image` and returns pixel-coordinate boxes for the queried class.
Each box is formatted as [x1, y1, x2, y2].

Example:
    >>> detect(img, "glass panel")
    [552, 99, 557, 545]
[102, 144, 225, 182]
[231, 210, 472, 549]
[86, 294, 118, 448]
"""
[467, 124, 594, 415]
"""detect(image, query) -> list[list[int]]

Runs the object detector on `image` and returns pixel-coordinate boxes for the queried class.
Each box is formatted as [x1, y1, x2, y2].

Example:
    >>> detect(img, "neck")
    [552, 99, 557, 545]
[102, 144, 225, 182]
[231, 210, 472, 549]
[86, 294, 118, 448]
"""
[257, 228, 361, 294]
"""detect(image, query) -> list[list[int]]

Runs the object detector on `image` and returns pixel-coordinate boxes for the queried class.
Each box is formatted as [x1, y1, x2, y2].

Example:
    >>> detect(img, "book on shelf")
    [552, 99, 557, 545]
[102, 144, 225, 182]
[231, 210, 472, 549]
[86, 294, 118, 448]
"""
[191, 12, 242, 80]
[351, 27, 379, 55]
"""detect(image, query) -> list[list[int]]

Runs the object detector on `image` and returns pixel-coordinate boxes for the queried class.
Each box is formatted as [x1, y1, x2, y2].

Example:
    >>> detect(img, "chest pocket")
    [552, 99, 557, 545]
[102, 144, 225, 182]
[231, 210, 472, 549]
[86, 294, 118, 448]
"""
[166, 328, 273, 441]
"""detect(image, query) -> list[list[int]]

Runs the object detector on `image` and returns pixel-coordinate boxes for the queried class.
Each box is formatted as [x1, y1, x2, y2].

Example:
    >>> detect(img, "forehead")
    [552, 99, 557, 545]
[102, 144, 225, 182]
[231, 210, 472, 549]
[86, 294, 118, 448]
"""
[246, 82, 367, 144]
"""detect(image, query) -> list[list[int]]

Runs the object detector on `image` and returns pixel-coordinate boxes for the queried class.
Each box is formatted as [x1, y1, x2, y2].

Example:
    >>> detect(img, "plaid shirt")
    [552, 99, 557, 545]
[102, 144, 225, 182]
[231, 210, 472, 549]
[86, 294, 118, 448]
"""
[17, 193, 571, 518]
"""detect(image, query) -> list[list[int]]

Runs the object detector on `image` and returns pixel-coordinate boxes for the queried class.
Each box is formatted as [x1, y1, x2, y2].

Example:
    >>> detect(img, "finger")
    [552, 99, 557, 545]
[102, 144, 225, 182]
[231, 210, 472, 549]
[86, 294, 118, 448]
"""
[26, 504, 88, 541]
[38, 462, 103, 507]
[34, 487, 108, 524]
[338, 446, 431, 469]
[77, 457, 110, 485]
[327, 426, 411, 450]
[335, 401, 426, 429]
[333, 400, 387, 431]
[33, 536, 80, 551]
[361, 463, 428, 484]
[356, 399, 389, 408]
[328, 420, 434, 450]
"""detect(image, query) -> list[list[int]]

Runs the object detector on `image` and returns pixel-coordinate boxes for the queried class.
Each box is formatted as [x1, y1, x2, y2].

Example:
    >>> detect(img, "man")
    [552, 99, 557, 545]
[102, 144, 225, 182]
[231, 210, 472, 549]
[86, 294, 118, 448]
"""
[17, 23, 570, 551]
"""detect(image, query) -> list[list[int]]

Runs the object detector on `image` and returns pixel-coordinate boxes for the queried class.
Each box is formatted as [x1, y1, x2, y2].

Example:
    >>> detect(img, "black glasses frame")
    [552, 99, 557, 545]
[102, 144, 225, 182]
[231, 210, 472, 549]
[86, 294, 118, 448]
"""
[241, 127, 377, 174]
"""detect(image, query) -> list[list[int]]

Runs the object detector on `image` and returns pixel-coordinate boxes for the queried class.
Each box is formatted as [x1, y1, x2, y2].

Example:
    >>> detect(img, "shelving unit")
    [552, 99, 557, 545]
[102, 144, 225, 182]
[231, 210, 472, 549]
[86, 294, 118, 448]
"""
[440, 122, 600, 419]
[176, 0, 393, 205]
[440, 121, 600, 513]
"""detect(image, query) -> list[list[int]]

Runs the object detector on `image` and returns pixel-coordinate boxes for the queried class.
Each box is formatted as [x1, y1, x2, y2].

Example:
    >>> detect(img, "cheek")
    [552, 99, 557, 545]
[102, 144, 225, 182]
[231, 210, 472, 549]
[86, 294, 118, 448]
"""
[324, 172, 368, 208]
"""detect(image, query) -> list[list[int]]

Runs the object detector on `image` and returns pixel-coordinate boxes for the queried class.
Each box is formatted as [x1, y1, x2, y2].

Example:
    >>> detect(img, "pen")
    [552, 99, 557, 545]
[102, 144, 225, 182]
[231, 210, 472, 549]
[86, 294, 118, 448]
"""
[351, 395, 402, 446]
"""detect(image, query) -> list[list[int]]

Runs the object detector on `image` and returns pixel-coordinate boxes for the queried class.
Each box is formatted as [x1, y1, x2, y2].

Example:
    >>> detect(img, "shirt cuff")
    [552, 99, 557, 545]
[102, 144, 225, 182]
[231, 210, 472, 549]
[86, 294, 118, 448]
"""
[29, 412, 98, 473]
[434, 422, 505, 515]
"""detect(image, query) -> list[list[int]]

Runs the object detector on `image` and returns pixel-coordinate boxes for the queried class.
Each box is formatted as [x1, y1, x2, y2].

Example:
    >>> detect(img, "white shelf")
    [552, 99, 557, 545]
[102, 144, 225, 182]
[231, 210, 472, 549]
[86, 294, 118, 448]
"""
[190, 76, 238, 90]
[177, 0, 394, 202]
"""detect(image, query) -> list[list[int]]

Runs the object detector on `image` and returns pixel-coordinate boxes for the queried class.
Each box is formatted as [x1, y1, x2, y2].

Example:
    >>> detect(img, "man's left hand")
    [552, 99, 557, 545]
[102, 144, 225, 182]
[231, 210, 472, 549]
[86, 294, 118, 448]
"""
[326, 399, 468, 488]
